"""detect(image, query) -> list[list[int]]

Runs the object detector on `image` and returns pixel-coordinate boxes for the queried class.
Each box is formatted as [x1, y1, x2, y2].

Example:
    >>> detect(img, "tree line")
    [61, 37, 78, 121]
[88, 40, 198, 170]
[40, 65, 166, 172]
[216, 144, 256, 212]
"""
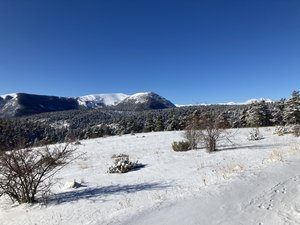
[1, 91, 299, 151]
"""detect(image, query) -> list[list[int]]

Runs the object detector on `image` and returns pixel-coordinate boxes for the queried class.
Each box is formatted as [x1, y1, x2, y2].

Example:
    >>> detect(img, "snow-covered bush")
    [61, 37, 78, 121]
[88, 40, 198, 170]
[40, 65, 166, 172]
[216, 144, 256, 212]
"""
[172, 141, 191, 152]
[248, 128, 263, 141]
[108, 154, 142, 173]
[273, 125, 292, 136]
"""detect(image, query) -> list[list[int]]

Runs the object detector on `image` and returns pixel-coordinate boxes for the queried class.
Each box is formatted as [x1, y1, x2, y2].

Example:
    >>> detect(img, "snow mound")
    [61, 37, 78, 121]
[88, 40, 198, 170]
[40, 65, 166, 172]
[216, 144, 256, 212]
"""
[63, 180, 84, 189]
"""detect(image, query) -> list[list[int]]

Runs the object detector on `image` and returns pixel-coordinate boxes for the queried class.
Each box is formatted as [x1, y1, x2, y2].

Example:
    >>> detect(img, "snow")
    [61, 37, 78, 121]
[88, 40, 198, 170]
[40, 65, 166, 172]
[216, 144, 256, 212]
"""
[0, 93, 20, 113]
[243, 98, 274, 104]
[77, 93, 129, 107]
[217, 98, 274, 105]
[123, 92, 152, 104]
[176, 98, 274, 107]
[1, 128, 300, 225]
[0, 93, 18, 99]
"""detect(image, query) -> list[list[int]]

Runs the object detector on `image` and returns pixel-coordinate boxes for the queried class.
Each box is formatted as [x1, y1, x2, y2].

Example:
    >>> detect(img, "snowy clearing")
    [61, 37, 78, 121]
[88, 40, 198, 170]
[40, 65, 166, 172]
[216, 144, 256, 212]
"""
[1, 127, 300, 225]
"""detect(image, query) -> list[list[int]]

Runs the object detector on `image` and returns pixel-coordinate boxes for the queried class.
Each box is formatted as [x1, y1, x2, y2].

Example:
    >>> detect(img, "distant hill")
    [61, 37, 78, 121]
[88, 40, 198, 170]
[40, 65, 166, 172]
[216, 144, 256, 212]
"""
[0, 93, 79, 117]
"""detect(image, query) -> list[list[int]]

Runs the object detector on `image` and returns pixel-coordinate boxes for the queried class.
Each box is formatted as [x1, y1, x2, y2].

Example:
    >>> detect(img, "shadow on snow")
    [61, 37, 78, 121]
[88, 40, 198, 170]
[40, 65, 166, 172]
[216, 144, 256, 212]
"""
[215, 142, 287, 152]
[49, 182, 171, 205]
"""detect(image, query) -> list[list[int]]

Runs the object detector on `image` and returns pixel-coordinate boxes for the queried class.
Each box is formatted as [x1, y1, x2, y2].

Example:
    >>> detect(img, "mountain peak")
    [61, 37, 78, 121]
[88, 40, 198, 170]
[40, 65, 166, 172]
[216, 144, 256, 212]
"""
[116, 92, 176, 110]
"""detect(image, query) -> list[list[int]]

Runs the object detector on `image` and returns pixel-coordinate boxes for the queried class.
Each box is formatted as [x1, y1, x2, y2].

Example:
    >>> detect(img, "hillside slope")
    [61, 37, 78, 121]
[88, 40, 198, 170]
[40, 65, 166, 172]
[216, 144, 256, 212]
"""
[1, 128, 300, 225]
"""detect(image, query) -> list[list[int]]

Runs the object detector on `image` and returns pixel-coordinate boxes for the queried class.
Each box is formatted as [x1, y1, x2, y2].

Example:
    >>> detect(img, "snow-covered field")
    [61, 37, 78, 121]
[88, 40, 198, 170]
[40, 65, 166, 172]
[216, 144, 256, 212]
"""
[1, 128, 300, 225]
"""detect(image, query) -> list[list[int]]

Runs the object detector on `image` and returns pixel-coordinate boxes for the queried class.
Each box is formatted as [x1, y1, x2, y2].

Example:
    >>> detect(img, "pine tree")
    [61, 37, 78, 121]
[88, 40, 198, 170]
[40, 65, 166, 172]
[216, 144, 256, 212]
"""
[154, 115, 164, 131]
[246, 101, 270, 127]
[143, 115, 154, 132]
[166, 115, 180, 131]
[270, 99, 285, 125]
[283, 91, 300, 124]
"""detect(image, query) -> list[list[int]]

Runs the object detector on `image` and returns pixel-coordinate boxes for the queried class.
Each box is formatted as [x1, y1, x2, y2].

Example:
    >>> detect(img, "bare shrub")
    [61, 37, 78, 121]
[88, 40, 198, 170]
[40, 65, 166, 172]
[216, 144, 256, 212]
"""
[184, 117, 201, 149]
[290, 143, 300, 154]
[196, 112, 231, 152]
[173, 111, 233, 153]
[269, 149, 284, 162]
[0, 144, 77, 204]
[172, 141, 191, 152]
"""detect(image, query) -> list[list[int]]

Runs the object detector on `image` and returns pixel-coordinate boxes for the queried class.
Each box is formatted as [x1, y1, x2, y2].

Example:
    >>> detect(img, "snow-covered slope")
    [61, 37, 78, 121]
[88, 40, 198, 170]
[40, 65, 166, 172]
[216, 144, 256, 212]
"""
[125, 153, 300, 225]
[0, 93, 18, 99]
[124, 92, 153, 104]
[77, 93, 129, 108]
[0, 93, 20, 117]
[78, 92, 175, 110]
[1, 128, 300, 225]
[116, 92, 176, 110]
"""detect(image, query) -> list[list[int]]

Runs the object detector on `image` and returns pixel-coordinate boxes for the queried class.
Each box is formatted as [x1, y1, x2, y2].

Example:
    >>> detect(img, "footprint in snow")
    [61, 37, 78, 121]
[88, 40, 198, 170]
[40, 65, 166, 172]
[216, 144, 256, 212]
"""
[258, 204, 265, 209]
[266, 203, 273, 210]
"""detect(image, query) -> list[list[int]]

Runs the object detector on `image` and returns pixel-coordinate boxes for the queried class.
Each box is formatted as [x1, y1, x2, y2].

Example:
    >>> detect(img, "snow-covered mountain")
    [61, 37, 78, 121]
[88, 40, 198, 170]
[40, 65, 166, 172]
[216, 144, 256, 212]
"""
[115, 92, 176, 110]
[77, 93, 129, 108]
[0, 92, 176, 117]
[77, 92, 175, 110]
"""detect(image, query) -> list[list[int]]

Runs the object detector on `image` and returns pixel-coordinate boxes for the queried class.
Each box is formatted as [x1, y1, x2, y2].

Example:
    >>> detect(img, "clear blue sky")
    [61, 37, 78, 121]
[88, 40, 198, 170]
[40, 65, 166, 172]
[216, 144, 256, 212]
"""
[0, 0, 299, 104]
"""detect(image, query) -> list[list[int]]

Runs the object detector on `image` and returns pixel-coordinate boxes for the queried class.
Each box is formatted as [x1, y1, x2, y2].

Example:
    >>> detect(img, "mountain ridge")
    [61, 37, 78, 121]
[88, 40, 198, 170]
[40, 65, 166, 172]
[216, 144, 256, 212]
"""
[0, 92, 176, 117]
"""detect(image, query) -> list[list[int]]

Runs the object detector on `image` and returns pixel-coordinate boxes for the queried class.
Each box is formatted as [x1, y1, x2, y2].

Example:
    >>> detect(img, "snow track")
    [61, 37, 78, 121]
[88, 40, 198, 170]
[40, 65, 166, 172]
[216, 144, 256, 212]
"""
[123, 156, 300, 225]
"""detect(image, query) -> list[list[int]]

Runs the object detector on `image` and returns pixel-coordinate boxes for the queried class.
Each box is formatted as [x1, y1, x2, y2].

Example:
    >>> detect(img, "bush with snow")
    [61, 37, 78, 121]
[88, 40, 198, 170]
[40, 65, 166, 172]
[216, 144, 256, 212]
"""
[248, 128, 263, 141]
[108, 154, 142, 173]
[172, 141, 191, 152]
[273, 125, 292, 136]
